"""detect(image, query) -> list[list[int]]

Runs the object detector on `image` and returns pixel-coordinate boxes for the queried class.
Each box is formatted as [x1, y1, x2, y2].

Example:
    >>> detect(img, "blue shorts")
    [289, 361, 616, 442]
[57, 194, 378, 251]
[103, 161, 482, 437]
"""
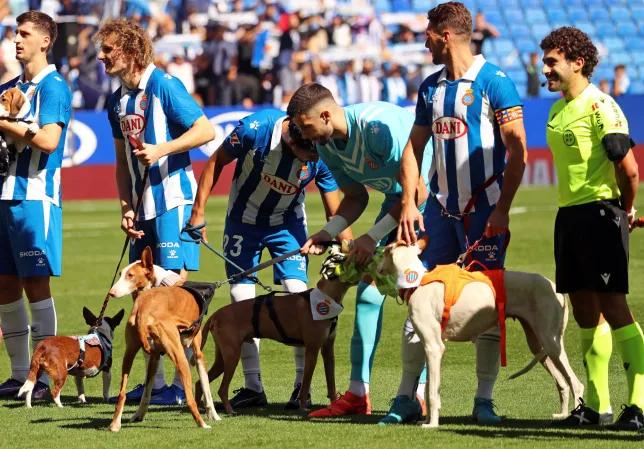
[0, 200, 62, 276]
[420, 196, 507, 271]
[223, 218, 308, 285]
[130, 204, 200, 271]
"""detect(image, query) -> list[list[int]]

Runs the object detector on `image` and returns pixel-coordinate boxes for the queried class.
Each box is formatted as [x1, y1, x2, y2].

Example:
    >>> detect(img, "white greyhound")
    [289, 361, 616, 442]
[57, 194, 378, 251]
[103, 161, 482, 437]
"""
[377, 240, 584, 428]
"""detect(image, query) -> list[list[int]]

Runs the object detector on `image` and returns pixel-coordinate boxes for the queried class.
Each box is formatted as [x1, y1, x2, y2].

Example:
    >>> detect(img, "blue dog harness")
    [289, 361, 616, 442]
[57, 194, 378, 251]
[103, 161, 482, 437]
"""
[67, 330, 112, 377]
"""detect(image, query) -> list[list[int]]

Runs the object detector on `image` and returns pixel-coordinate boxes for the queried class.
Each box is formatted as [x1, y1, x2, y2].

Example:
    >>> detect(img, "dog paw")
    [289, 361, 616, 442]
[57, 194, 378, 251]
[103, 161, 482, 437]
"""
[552, 412, 568, 420]
[130, 414, 143, 423]
[421, 422, 438, 429]
[200, 423, 212, 430]
[78, 395, 87, 404]
[108, 424, 121, 432]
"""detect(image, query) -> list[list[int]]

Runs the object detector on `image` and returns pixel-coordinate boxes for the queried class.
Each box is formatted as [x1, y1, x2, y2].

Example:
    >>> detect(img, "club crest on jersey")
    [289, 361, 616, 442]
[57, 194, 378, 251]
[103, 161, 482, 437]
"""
[299, 164, 309, 181]
[139, 94, 148, 110]
[366, 157, 379, 170]
[262, 172, 299, 195]
[461, 89, 475, 106]
[432, 116, 468, 140]
[119, 114, 146, 137]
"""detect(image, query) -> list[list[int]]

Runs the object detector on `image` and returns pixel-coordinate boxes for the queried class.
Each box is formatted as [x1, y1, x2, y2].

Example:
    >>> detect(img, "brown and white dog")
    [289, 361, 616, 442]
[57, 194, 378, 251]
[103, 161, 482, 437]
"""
[378, 240, 584, 428]
[198, 243, 353, 413]
[107, 246, 219, 432]
[17, 307, 125, 408]
[0, 87, 35, 152]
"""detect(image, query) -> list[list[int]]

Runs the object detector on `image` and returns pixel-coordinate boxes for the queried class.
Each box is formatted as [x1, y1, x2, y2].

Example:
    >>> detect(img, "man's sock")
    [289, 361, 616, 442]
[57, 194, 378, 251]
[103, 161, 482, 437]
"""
[349, 282, 385, 391]
[293, 346, 304, 387]
[29, 298, 57, 385]
[580, 322, 613, 413]
[0, 298, 30, 382]
[241, 339, 263, 393]
[475, 327, 501, 400]
[613, 322, 644, 409]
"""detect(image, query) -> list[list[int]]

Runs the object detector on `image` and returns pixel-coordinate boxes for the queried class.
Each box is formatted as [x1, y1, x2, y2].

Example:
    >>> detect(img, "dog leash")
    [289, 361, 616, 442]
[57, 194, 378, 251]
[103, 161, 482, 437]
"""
[181, 223, 273, 292]
[95, 136, 149, 326]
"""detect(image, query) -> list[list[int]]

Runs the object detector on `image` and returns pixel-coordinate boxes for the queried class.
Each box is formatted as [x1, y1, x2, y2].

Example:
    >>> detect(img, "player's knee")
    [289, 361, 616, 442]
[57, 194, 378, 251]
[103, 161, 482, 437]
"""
[281, 278, 307, 294]
[21, 276, 51, 301]
[230, 283, 256, 303]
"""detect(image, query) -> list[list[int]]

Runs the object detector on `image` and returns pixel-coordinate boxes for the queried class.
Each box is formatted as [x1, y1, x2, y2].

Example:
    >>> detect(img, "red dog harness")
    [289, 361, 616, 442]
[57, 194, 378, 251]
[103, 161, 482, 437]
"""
[401, 264, 508, 366]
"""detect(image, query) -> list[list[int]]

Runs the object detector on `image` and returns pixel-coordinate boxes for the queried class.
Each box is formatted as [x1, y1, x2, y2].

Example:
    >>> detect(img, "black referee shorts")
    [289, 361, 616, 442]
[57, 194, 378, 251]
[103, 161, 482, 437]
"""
[554, 199, 629, 294]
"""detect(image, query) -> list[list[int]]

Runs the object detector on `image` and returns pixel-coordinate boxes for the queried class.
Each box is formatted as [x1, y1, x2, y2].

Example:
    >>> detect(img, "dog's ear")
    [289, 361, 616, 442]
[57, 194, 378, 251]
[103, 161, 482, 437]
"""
[9, 89, 23, 116]
[141, 246, 154, 269]
[83, 307, 97, 326]
[106, 308, 125, 329]
[416, 236, 429, 253]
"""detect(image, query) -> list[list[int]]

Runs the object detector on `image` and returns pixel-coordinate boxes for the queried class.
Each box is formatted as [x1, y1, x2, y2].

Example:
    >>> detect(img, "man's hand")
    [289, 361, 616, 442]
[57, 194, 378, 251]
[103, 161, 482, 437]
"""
[121, 210, 144, 239]
[397, 202, 424, 244]
[187, 209, 208, 243]
[485, 208, 509, 237]
[300, 230, 333, 255]
[347, 234, 377, 266]
[133, 142, 166, 166]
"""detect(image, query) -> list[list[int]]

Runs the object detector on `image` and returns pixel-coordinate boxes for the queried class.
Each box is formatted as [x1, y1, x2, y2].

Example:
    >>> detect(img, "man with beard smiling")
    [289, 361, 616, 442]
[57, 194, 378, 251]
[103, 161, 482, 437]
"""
[396, 1, 526, 425]
[187, 110, 351, 410]
[95, 19, 215, 406]
[540, 26, 644, 431]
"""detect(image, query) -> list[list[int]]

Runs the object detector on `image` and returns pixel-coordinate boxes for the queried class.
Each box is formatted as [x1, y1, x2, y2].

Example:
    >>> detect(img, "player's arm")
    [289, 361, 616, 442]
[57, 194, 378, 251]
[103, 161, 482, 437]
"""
[0, 120, 62, 154]
[319, 189, 354, 243]
[490, 108, 527, 236]
[134, 115, 215, 166]
[114, 138, 144, 239]
[301, 181, 368, 255]
[188, 145, 236, 242]
[614, 147, 638, 225]
[398, 124, 432, 243]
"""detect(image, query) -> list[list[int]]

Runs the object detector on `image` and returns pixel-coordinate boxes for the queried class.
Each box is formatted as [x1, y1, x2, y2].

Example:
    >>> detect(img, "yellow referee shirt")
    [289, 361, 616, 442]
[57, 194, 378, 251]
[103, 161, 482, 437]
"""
[546, 84, 629, 207]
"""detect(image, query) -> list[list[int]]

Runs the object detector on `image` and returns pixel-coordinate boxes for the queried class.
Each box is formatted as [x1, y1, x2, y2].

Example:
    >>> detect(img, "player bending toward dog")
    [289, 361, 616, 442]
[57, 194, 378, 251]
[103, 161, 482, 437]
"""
[188, 109, 351, 409]
[95, 19, 215, 406]
[289, 83, 432, 420]
[540, 26, 644, 431]
[0, 11, 71, 401]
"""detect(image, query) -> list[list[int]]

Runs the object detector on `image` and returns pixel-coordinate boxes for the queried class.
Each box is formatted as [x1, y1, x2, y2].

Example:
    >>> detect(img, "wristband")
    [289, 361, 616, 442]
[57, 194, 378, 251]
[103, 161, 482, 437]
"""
[322, 215, 349, 238]
[366, 213, 398, 242]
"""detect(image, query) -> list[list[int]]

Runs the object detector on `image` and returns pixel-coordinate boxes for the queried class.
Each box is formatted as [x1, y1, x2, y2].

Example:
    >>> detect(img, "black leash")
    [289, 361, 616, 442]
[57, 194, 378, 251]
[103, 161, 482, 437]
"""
[95, 151, 150, 326]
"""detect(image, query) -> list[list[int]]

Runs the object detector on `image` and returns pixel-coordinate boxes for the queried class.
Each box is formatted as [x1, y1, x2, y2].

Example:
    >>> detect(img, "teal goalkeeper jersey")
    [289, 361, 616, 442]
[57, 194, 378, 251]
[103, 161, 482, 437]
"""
[316, 102, 431, 195]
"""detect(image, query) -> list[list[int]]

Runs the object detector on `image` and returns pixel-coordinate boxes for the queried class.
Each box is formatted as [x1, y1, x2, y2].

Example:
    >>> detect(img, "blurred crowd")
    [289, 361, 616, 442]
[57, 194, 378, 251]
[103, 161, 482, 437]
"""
[0, 0, 635, 110]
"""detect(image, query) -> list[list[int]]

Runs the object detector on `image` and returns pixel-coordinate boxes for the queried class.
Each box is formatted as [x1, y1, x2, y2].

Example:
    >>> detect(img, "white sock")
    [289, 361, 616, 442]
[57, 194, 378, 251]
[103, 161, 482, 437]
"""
[29, 298, 57, 384]
[241, 339, 263, 393]
[397, 318, 425, 399]
[416, 383, 426, 401]
[172, 348, 192, 390]
[293, 346, 304, 387]
[475, 327, 501, 400]
[348, 380, 369, 397]
[143, 353, 166, 390]
[0, 298, 30, 382]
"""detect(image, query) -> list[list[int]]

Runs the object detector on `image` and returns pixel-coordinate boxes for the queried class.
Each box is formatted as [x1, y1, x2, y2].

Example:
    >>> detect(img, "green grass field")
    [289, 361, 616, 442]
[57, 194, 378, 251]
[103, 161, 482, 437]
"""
[1, 186, 643, 449]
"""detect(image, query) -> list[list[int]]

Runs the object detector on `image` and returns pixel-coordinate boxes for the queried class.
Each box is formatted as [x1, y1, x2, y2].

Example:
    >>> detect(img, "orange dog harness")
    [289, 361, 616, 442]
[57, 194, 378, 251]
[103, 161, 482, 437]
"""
[401, 264, 508, 366]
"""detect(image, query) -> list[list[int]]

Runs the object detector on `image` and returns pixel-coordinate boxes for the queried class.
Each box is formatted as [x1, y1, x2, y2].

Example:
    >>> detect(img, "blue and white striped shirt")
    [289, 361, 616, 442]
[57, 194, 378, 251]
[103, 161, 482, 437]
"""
[415, 55, 522, 214]
[223, 109, 338, 227]
[107, 64, 202, 220]
[0, 64, 71, 206]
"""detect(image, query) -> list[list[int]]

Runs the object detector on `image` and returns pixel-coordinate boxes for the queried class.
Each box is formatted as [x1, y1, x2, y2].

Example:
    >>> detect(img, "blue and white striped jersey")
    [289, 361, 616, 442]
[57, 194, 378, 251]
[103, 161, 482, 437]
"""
[223, 109, 338, 227]
[317, 102, 432, 196]
[107, 64, 202, 220]
[415, 55, 522, 214]
[0, 65, 72, 206]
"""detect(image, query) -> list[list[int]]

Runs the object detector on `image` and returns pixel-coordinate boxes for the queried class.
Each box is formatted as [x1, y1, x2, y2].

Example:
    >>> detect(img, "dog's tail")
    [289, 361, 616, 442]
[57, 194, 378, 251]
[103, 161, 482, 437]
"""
[200, 314, 215, 352]
[17, 344, 46, 407]
[508, 350, 546, 380]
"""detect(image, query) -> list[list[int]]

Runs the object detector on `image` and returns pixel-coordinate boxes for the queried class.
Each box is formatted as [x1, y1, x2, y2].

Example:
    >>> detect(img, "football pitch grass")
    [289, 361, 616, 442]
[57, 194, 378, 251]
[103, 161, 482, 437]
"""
[1, 186, 643, 449]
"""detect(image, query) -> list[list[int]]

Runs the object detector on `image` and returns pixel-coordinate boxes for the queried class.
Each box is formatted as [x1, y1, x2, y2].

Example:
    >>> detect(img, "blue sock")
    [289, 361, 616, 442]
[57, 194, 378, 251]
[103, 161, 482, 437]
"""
[350, 282, 385, 383]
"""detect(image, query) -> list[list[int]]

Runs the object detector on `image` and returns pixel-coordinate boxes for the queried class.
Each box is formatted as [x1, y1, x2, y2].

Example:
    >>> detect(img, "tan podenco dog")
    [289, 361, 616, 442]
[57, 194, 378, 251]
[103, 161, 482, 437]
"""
[198, 244, 352, 412]
[107, 246, 219, 432]
[378, 240, 584, 428]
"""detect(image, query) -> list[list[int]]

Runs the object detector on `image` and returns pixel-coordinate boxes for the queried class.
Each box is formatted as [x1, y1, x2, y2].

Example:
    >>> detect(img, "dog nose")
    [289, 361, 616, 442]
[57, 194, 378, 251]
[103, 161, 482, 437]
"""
[108, 289, 116, 298]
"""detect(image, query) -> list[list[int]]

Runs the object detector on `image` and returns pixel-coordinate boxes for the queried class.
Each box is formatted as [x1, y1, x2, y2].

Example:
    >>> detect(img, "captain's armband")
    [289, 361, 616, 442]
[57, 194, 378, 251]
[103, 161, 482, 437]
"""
[494, 106, 523, 126]
[603, 133, 634, 162]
